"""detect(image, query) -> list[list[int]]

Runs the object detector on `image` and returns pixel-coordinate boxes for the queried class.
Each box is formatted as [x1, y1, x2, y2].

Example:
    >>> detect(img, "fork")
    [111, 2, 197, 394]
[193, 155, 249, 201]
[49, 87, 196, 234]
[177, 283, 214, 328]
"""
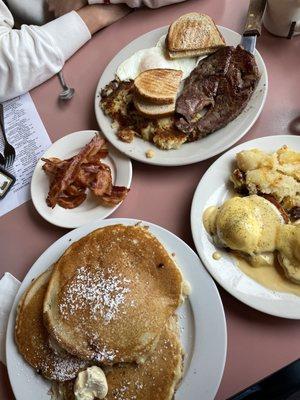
[0, 104, 16, 168]
[0, 152, 5, 166]
[57, 70, 75, 101]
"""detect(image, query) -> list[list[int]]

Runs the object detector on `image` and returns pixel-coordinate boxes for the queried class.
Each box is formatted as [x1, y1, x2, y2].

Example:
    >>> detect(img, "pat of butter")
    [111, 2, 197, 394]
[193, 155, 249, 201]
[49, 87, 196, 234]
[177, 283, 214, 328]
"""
[74, 366, 108, 400]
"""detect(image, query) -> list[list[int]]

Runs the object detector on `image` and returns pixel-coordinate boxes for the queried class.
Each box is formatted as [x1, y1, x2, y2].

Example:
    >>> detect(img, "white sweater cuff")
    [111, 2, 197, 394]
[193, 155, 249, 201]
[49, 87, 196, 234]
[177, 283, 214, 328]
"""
[40, 11, 91, 62]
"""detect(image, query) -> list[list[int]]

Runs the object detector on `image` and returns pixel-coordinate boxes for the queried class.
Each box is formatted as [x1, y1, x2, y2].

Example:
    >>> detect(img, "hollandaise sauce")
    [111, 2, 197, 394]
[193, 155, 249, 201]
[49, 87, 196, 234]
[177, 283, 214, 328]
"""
[203, 195, 300, 297]
[234, 254, 300, 297]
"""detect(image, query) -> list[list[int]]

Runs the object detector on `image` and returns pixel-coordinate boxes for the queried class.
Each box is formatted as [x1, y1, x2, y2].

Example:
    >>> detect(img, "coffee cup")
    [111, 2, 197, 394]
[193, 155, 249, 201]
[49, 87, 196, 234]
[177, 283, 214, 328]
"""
[263, 0, 300, 37]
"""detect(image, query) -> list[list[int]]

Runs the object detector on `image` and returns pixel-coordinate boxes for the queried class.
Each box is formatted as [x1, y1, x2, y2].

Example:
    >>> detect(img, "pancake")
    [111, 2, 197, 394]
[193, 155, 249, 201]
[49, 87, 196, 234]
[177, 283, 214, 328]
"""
[15, 270, 89, 381]
[52, 317, 183, 400]
[43, 224, 184, 365]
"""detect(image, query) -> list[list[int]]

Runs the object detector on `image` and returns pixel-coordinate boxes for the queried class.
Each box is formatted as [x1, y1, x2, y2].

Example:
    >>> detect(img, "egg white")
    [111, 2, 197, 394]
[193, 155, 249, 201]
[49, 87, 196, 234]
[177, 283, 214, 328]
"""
[116, 35, 199, 81]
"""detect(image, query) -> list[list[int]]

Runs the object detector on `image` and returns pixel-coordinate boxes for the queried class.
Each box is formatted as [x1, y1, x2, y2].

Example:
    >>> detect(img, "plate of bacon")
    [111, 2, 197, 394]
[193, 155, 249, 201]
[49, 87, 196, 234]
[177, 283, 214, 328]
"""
[31, 130, 132, 228]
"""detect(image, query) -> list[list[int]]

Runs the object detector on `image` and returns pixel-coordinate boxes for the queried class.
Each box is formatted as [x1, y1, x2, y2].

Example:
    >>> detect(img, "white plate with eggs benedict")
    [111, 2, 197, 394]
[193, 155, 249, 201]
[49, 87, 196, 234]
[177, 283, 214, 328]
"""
[95, 20, 268, 166]
[191, 135, 300, 319]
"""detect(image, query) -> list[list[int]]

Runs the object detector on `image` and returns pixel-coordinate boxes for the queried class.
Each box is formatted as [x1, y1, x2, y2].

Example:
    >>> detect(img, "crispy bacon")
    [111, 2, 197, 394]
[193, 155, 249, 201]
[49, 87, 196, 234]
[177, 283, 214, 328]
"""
[101, 186, 129, 205]
[57, 193, 87, 209]
[42, 135, 129, 209]
[42, 157, 69, 177]
[90, 165, 112, 197]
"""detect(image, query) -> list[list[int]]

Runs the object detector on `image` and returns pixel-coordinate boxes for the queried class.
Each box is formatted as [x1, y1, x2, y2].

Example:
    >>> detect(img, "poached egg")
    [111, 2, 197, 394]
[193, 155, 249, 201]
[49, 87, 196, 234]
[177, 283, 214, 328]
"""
[203, 195, 300, 283]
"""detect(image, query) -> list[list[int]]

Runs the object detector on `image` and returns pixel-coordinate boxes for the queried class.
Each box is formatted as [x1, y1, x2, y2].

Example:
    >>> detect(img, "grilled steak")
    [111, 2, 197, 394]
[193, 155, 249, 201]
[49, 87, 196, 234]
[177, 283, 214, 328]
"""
[175, 46, 260, 140]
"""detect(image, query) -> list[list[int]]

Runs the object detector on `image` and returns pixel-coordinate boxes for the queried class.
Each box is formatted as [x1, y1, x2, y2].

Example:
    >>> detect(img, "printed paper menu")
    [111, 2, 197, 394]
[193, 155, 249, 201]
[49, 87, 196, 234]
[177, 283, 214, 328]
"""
[0, 93, 51, 218]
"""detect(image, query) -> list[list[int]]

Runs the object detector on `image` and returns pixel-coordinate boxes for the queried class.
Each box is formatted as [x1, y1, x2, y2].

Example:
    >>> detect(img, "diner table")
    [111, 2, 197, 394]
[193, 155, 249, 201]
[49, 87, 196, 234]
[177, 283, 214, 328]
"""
[1, 0, 300, 398]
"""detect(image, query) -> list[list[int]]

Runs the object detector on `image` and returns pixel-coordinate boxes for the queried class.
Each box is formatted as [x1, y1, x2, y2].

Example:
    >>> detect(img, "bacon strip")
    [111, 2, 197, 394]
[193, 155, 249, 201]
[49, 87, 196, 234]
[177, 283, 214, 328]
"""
[101, 186, 129, 205]
[42, 135, 129, 209]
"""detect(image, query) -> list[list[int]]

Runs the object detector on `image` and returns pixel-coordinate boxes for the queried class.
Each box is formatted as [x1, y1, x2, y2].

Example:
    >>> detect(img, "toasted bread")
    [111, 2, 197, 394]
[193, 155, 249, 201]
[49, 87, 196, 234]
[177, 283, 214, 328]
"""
[100, 80, 188, 150]
[133, 96, 175, 118]
[166, 13, 225, 57]
[134, 69, 182, 105]
[168, 47, 218, 59]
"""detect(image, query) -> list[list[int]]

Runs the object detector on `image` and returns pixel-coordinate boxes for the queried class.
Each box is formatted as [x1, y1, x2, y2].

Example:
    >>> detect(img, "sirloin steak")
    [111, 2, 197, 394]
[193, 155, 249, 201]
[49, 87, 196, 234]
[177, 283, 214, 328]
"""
[175, 46, 260, 140]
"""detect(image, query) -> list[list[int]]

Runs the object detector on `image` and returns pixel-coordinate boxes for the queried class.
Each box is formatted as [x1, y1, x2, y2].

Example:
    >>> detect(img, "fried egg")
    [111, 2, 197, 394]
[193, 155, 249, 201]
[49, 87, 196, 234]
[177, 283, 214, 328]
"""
[116, 35, 198, 81]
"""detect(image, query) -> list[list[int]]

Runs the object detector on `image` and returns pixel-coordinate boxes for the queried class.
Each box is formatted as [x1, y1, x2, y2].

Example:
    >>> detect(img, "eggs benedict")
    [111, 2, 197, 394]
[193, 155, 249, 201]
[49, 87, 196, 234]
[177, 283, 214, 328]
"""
[277, 225, 300, 283]
[203, 194, 300, 293]
[203, 195, 284, 266]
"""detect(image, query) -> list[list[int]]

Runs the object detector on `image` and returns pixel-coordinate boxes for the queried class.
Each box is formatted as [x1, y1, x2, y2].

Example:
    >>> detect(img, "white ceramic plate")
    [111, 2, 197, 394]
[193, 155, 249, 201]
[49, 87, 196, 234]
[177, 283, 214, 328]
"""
[6, 218, 227, 400]
[31, 131, 132, 228]
[191, 135, 300, 319]
[95, 26, 268, 166]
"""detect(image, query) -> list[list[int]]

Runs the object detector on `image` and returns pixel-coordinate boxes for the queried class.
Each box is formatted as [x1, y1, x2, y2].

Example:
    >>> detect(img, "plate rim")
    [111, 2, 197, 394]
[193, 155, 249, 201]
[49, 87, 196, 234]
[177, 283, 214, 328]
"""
[30, 130, 132, 229]
[94, 25, 268, 167]
[191, 134, 300, 319]
[6, 217, 227, 400]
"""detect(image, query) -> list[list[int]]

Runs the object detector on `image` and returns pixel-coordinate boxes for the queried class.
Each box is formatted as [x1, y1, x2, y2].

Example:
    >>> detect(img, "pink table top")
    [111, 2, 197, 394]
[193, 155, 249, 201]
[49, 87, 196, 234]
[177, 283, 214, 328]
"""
[1, 0, 300, 398]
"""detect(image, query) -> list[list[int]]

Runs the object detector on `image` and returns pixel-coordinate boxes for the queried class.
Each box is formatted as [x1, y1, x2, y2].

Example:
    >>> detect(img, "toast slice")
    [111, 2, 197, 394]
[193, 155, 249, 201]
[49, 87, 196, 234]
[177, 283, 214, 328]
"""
[134, 69, 182, 105]
[168, 47, 219, 59]
[166, 13, 225, 57]
[133, 96, 175, 118]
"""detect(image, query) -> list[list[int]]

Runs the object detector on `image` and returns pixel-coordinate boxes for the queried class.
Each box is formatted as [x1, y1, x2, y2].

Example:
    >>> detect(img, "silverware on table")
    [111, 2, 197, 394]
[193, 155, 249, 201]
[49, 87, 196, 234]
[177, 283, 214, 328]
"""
[0, 152, 5, 165]
[0, 104, 16, 168]
[57, 70, 75, 101]
[241, 0, 267, 54]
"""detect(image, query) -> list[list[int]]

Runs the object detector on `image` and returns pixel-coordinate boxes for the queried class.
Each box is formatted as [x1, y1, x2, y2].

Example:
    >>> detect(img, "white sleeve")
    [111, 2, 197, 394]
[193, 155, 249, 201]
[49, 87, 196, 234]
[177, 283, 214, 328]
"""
[88, 0, 185, 8]
[0, 2, 91, 102]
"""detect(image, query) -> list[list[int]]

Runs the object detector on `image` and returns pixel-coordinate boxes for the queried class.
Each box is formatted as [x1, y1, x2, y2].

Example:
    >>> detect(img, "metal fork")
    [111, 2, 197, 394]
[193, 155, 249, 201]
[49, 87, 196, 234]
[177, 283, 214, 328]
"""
[57, 70, 75, 101]
[0, 104, 16, 168]
[0, 152, 5, 166]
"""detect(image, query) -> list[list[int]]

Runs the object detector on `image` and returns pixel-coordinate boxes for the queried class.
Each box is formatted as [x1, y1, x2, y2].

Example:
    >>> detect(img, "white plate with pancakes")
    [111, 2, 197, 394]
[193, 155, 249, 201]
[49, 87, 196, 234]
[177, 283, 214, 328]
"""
[6, 218, 227, 400]
[191, 135, 300, 319]
[95, 25, 268, 166]
[31, 130, 132, 228]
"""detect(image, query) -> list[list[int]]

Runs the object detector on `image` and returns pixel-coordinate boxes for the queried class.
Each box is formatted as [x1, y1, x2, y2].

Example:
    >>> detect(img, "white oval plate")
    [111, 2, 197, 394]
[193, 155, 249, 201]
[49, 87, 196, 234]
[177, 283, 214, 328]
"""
[95, 26, 268, 166]
[31, 131, 132, 228]
[191, 135, 300, 319]
[6, 218, 227, 400]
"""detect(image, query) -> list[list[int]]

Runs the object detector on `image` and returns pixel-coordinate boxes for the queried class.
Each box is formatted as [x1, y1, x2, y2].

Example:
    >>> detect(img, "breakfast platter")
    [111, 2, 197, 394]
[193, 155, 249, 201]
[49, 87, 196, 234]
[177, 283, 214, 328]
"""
[6, 218, 227, 400]
[191, 135, 300, 319]
[3, 5, 300, 400]
[31, 131, 132, 228]
[95, 24, 268, 166]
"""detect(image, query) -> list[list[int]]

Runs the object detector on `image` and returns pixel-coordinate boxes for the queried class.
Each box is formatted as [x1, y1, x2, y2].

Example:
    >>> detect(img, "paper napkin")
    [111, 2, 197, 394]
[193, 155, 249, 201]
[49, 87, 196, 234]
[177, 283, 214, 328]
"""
[0, 273, 20, 365]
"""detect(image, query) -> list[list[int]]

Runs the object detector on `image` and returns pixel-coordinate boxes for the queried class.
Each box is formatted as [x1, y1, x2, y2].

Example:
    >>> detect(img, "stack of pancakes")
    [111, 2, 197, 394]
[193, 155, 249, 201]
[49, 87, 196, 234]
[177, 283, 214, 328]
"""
[15, 224, 188, 400]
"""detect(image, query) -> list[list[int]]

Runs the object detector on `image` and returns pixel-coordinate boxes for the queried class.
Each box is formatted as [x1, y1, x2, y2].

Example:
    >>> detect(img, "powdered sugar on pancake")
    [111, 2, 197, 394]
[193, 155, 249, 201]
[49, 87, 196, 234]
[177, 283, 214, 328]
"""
[59, 266, 131, 324]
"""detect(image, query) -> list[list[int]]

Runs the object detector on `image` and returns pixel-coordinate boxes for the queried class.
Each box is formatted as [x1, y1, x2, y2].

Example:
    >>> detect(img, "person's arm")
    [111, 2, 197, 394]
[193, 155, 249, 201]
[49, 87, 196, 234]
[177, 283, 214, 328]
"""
[0, 1, 128, 102]
[77, 4, 129, 34]
[48, 0, 185, 17]
[88, 0, 186, 8]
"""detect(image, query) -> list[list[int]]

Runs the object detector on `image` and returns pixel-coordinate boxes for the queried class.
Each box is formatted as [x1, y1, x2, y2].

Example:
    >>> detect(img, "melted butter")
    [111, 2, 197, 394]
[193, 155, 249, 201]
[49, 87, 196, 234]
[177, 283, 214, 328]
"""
[234, 253, 300, 297]
[182, 280, 192, 296]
